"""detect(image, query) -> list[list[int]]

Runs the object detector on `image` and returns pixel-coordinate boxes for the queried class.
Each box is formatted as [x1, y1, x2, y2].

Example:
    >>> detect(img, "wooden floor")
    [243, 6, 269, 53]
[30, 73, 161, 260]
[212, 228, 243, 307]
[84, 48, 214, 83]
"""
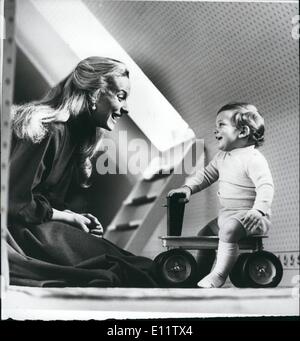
[2, 285, 299, 320]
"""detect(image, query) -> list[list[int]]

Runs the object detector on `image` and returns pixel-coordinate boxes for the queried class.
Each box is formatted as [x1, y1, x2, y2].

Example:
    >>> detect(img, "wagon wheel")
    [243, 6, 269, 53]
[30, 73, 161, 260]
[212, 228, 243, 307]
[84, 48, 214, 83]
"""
[155, 249, 198, 288]
[242, 251, 283, 288]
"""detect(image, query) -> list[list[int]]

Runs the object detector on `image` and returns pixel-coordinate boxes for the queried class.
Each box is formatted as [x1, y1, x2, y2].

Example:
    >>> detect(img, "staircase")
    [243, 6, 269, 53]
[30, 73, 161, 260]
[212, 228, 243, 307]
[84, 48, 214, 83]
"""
[105, 139, 203, 254]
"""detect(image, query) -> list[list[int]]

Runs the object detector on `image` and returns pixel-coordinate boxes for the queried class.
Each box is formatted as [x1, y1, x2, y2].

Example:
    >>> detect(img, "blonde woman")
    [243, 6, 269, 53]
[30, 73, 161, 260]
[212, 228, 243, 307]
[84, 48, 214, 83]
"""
[8, 57, 157, 287]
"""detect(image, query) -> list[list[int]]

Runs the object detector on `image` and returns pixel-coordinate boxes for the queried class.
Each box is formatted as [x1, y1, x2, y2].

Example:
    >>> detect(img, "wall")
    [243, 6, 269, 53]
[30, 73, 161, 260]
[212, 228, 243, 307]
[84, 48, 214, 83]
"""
[85, 1, 299, 275]
[14, 46, 49, 103]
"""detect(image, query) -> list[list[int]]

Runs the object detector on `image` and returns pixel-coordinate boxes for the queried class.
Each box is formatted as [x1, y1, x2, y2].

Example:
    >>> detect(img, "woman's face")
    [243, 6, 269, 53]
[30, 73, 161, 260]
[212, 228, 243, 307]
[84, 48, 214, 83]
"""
[91, 76, 130, 131]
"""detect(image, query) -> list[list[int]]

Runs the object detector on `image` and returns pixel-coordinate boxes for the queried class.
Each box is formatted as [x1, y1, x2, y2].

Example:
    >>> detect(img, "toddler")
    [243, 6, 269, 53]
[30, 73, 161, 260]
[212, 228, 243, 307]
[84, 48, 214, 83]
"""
[168, 103, 274, 288]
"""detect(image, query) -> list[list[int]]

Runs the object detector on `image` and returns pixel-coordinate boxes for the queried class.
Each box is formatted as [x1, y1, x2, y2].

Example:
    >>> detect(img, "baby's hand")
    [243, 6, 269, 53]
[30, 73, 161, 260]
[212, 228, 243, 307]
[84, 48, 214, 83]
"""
[167, 186, 192, 203]
[242, 209, 263, 232]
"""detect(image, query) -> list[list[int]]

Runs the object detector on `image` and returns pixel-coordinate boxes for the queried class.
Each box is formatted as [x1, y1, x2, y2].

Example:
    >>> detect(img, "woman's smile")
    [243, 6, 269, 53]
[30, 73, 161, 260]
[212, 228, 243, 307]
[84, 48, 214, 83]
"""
[92, 75, 130, 131]
[111, 112, 123, 122]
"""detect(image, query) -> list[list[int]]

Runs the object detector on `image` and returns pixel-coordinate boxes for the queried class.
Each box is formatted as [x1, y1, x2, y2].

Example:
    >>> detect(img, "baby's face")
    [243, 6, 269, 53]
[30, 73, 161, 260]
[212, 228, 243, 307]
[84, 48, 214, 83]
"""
[215, 110, 241, 151]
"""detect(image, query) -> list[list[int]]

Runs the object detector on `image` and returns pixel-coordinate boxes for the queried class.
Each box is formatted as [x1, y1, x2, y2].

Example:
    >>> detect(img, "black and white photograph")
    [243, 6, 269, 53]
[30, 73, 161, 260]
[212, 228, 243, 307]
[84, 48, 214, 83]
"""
[1, 0, 299, 324]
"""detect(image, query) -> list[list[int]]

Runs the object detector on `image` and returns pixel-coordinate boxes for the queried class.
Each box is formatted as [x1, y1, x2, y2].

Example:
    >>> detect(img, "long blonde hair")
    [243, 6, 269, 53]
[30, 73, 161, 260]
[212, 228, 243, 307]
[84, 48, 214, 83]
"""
[11, 56, 129, 187]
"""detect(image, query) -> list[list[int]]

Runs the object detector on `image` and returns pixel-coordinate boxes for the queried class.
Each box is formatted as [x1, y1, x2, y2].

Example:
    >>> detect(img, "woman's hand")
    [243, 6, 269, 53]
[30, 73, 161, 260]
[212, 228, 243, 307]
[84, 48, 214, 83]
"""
[52, 209, 103, 237]
[81, 212, 104, 238]
[242, 209, 263, 233]
[62, 210, 91, 233]
[167, 186, 192, 203]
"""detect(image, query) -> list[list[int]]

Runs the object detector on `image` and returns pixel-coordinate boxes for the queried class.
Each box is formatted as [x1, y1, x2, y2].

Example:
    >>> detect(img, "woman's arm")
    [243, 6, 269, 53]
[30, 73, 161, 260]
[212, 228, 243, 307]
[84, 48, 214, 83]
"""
[51, 209, 89, 232]
[9, 133, 56, 225]
[9, 130, 103, 236]
[51, 208, 103, 236]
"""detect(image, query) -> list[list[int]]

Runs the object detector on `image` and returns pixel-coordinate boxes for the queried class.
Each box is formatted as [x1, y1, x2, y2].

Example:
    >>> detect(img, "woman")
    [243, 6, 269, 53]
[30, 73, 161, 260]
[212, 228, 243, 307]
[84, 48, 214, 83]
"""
[7, 56, 158, 287]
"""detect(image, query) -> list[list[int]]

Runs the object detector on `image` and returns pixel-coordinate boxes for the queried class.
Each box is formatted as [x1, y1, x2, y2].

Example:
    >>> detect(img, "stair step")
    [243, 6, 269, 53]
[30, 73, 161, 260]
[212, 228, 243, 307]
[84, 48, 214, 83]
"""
[126, 195, 157, 206]
[114, 220, 142, 231]
[143, 168, 174, 182]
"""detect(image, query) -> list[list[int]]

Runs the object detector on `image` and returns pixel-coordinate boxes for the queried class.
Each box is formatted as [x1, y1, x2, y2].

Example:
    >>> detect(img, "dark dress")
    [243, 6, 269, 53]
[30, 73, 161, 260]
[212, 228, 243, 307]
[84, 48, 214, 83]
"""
[7, 119, 158, 287]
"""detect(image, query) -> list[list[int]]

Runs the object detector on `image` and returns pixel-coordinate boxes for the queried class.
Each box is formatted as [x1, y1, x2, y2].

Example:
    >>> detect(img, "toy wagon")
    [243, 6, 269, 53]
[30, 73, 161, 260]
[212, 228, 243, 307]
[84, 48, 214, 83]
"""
[155, 193, 283, 288]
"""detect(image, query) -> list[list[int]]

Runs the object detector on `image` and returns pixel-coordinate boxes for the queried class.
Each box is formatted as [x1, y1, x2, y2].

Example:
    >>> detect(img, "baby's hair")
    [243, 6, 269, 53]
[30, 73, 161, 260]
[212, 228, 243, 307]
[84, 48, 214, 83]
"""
[217, 103, 265, 147]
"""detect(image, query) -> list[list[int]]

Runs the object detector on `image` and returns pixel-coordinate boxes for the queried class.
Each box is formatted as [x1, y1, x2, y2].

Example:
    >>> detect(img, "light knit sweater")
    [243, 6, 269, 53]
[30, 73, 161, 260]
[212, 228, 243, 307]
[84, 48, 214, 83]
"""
[185, 145, 274, 215]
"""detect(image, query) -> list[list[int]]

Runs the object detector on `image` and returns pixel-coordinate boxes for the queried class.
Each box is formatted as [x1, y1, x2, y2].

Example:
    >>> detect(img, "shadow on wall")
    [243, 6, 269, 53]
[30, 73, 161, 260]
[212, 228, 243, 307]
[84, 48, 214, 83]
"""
[14, 46, 49, 103]
[64, 168, 132, 229]
[84, 114, 155, 228]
